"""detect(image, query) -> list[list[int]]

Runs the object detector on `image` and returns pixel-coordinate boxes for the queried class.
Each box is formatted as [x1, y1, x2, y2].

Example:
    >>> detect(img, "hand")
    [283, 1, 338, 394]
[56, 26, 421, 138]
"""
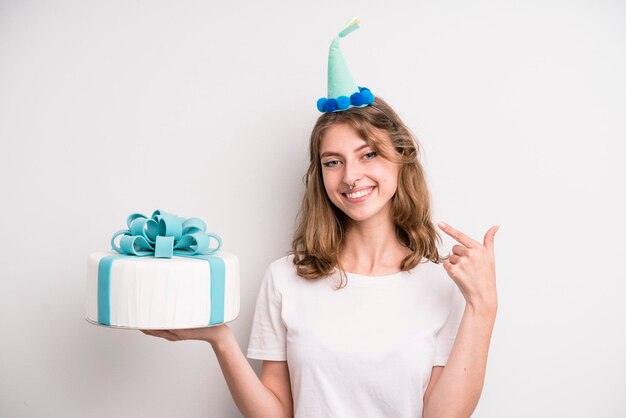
[438, 222, 500, 310]
[141, 323, 231, 346]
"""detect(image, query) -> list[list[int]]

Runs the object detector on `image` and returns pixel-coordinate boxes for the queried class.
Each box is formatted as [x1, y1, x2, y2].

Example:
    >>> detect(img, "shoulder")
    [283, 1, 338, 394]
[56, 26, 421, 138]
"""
[262, 255, 300, 292]
[268, 254, 295, 268]
[407, 258, 447, 281]
[410, 259, 465, 318]
[266, 254, 297, 278]
[264, 254, 332, 295]
[409, 258, 461, 297]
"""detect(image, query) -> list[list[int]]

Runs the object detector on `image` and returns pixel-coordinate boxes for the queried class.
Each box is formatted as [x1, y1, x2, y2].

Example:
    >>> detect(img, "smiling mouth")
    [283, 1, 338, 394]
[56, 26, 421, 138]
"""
[344, 186, 375, 200]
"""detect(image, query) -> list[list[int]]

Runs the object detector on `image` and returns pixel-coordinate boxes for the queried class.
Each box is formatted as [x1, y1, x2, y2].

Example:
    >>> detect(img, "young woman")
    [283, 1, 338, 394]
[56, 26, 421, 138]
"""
[143, 96, 499, 417]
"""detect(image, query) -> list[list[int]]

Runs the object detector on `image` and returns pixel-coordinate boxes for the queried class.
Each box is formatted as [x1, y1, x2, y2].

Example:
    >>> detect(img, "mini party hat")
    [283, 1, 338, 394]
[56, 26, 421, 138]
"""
[316, 18, 375, 113]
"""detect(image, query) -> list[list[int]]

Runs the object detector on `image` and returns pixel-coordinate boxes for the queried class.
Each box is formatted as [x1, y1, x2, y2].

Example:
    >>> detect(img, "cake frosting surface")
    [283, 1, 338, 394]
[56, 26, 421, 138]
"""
[86, 251, 239, 329]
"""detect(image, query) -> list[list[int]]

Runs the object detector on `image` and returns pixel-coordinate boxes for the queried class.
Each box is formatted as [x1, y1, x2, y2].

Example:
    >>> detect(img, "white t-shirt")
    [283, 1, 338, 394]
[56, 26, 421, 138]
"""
[246, 255, 465, 418]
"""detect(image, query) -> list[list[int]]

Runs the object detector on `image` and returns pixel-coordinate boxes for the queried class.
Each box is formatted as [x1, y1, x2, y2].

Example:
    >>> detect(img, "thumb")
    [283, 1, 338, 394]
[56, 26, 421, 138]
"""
[483, 224, 500, 254]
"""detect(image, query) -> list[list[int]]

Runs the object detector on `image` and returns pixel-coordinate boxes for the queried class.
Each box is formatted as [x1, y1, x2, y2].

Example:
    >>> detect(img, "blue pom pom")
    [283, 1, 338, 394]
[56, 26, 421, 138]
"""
[350, 92, 364, 106]
[361, 89, 374, 104]
[358, 86, 371, 93]
[336, 96, 350, 110]
[317, 98, 327, 112]
[324, 98, 338, 112]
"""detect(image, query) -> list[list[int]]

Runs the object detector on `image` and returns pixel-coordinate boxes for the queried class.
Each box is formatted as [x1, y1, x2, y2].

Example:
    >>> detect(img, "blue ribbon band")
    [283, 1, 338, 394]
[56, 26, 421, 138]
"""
[195, 255, 226, 325]
[97, 255, 127, 326]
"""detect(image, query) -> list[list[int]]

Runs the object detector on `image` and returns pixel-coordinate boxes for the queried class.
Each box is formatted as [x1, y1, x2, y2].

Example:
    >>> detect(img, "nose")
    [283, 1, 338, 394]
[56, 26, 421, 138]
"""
[342, 159, 363, 187]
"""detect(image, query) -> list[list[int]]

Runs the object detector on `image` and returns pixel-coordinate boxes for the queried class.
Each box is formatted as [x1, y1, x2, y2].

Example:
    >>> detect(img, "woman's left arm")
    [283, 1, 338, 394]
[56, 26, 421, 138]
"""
[422, 222, 500, 418]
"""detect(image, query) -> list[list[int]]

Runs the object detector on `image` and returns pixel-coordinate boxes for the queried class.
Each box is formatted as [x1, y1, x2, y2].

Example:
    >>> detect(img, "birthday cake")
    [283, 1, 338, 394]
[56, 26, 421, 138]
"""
[85, 210, 240, 329]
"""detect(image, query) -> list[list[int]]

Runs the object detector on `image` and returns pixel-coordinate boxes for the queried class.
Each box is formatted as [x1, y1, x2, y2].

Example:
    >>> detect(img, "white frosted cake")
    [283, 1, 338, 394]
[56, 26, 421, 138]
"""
[85, 210, 240, 329]
[86, 251, 239, 329]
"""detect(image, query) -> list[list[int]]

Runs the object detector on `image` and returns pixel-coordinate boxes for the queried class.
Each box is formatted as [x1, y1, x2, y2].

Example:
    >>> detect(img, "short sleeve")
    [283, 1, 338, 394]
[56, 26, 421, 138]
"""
[433, 283, 466, 366]
[246, 265, 287, 361]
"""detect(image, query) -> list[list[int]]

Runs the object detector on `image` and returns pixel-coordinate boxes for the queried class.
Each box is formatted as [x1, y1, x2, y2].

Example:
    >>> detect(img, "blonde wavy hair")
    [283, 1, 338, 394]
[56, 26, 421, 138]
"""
[290, 97, 447, 288]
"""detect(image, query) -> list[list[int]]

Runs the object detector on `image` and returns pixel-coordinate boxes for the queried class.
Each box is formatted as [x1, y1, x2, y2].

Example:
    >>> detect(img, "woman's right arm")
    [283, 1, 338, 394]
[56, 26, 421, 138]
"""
[212, 326, 293, 418]
[142, 324, 293, 418]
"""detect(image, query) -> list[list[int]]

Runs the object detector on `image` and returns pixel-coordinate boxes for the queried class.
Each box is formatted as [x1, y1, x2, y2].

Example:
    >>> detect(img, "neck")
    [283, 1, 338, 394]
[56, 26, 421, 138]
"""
[340, 207, 410, 276]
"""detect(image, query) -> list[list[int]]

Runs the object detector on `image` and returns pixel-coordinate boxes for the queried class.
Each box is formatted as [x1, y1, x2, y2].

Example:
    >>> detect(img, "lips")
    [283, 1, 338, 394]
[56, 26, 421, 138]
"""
[343, 186, 375, 200]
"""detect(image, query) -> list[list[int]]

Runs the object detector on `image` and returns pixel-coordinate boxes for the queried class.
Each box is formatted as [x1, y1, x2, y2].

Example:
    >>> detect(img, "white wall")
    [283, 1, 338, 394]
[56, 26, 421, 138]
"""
[1, 1, 625, 417]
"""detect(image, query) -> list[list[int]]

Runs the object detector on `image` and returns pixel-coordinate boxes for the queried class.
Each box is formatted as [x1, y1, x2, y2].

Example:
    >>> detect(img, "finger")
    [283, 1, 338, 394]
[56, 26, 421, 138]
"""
[143, 329, 178, 341]
[156, 330, 181, 341]
[442, 258, 451, 271]
[448, 254, 461, 264]
[451, 244, 468, 256]
[442, 258, 457, 275]
[438, 222, 480, 248]
[483, 225, 500, 254]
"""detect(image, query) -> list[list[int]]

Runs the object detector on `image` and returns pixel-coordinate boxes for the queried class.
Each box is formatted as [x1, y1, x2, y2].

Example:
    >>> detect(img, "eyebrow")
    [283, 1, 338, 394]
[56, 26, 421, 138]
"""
[320, 143, 370, 159]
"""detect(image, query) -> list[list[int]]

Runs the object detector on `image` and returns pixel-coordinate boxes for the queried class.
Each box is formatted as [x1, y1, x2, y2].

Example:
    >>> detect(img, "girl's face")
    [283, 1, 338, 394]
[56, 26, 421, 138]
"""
[319, 123, 400, 224]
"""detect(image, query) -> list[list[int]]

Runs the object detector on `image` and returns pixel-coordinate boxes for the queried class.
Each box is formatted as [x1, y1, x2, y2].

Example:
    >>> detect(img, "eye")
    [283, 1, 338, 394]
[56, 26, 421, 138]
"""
[321, 159, 341, 168]
[363, 151, 377, 160]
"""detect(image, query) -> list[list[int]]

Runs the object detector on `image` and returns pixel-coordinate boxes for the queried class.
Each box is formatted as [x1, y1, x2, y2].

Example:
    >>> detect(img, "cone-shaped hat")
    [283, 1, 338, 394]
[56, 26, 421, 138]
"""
[316, 18, 374, 113]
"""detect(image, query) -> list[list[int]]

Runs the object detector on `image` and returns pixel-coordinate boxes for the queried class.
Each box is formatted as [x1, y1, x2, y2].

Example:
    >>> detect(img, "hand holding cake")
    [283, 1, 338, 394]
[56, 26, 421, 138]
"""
[141, 323, 231, 345]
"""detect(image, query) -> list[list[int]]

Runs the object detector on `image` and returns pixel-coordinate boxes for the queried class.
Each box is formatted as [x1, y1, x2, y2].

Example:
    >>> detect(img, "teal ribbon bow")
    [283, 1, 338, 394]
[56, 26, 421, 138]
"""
[110, 210, 221, 258]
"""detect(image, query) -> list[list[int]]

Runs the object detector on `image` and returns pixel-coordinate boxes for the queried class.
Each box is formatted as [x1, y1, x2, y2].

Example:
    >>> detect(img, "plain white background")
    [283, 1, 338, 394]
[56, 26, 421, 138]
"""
[1, 0, 625, 417]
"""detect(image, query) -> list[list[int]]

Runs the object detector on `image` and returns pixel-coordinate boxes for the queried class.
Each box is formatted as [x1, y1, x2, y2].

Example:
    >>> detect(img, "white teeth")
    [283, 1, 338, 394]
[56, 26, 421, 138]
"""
[346, 188, 373, 199]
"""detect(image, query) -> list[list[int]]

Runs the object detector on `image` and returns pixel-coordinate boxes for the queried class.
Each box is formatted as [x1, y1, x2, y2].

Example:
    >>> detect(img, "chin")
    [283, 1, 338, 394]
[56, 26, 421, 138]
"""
[341, 206, 390, 223]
